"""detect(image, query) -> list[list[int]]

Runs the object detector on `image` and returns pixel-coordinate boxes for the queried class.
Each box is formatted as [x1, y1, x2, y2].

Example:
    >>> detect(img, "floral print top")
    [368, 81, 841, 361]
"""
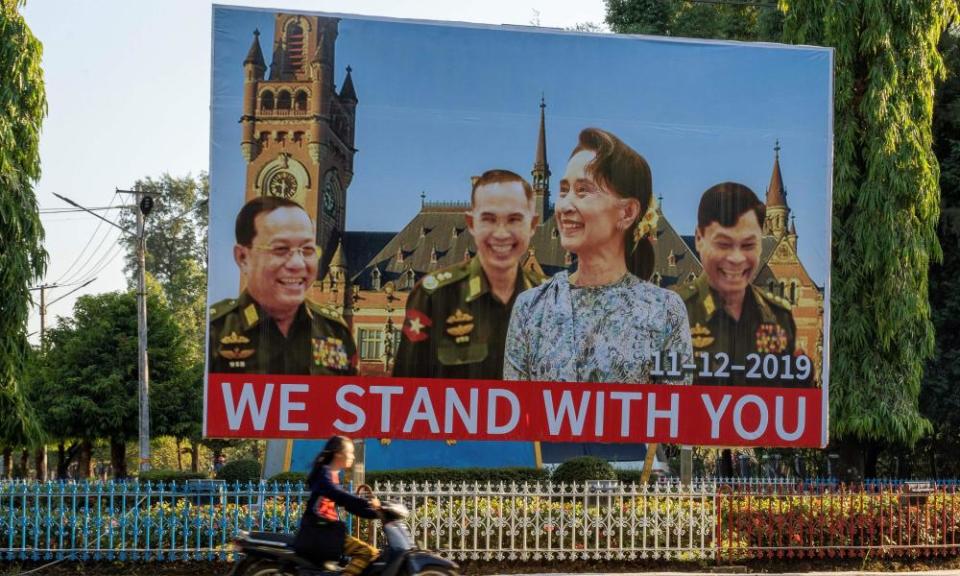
[503, 271, 693, 384]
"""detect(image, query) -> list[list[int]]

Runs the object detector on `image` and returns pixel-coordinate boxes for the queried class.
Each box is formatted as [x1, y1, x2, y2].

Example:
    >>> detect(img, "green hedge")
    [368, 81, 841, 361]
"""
[552, 456, 617, 484]
[216, 459, 262, 483]
[367, 467, 548, 485]
[137, 469, 210, 483]
[269, 471, 308, 484]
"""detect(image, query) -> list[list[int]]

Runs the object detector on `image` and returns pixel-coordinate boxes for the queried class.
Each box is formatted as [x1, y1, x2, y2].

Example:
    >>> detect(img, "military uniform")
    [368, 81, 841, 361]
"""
[208, 291, 357, 375]
[393, 257, 545, 379]
[673, 273, 805, 386]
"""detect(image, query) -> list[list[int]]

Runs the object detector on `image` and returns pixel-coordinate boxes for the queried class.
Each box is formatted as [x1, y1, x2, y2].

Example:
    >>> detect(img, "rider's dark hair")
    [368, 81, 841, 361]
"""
[307, 435, 351, 486]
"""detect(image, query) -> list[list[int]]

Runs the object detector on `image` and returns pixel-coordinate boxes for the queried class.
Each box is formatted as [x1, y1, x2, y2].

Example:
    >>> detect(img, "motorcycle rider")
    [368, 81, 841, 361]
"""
[294, 436, 381, 575]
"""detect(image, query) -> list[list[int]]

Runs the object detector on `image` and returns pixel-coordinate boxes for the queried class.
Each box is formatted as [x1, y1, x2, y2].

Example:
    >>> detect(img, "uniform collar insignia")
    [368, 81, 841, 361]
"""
[238, 291, 262, 328]
[243, 304, 259, 328]
[693, 274, 717, 320]
[465, 257, 488, 302]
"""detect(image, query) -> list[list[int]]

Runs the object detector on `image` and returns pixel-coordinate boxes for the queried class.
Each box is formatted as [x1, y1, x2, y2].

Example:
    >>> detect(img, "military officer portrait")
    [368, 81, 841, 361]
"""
[674, 182, 806, 387]
[208, 196, 357, 376]
[392, 169, 544, 379]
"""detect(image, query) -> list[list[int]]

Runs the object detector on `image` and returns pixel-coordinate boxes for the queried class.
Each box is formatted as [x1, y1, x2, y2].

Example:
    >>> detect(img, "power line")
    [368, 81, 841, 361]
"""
[52, 192, 119, 284]
[59, 227, 122, 286]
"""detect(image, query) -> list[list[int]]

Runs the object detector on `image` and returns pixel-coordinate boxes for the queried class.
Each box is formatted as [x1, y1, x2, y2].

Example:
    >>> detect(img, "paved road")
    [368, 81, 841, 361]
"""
[498, 570, 960, 576]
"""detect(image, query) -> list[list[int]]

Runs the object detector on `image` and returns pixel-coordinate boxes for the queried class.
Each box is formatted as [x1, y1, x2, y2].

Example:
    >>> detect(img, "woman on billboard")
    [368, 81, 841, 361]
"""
[503, 127, 692, 384]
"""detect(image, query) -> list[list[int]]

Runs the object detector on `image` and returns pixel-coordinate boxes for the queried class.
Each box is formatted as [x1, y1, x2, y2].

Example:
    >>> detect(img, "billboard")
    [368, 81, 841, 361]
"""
[205, 6, 833, 458]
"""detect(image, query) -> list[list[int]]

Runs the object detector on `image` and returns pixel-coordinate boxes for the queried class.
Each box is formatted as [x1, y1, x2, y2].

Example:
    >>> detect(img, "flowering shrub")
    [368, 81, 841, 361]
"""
[717, 488, 960, 559]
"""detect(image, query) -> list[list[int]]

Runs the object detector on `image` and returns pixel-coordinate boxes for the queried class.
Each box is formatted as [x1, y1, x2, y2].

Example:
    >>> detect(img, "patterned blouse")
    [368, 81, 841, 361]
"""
[503, 271, 692, 384]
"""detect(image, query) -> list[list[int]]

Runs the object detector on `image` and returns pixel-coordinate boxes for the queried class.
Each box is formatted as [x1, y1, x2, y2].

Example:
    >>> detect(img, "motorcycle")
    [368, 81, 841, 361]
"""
[229, 486, 459, 576]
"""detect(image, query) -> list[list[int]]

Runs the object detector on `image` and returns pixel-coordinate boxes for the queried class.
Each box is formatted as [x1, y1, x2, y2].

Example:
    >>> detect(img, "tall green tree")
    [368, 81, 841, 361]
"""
[604, 0, 782, 41]
[919, 24, 960, 477]
[0, 1, 47, 451]
[783, 1, 957, 476]
[41, 285, 193, 478]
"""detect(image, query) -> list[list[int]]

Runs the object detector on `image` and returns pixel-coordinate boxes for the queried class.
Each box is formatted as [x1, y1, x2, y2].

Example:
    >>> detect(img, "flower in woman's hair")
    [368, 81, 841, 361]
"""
[633, 197, 660, 243]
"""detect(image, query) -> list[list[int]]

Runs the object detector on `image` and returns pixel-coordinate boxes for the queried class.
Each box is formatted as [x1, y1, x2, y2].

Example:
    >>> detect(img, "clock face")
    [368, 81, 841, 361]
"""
[268, 172, 298, 199]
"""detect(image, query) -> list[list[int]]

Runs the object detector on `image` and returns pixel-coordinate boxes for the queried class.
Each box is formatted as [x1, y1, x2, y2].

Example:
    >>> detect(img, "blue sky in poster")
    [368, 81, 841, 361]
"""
[209, 6, 832, 302]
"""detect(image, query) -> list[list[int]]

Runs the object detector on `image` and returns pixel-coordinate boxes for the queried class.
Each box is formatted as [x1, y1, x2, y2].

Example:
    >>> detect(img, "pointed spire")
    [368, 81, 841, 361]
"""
[340, 65, 358, 102]
[330, 237, 346, 270]
[244, 29, 266, 69]
[534, 95, 548, 171]
[789, 215, 797, 236]
[766, 139, 787, 208]
[531, 95, 551, 221]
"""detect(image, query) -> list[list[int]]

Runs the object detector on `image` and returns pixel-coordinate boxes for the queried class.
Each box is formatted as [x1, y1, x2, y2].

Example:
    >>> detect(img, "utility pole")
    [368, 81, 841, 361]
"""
[29, 278, 96, 480]
[54, 189, 157, 473]
[118, 188, 155, 473]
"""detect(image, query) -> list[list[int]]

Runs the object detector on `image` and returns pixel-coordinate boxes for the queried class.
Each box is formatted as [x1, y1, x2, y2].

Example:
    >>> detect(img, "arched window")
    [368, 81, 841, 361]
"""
[371, 268, 381, 291]
[779, 281, 786, 297]
[285, 22, 305, 74]
[277, 90, 292, 110]
[406, 269, 416, 289]
[295, 90, 308, 112]
[790, 282, 798, 304]
[260, 90, 275, 111]
[651, 273, 662, 286]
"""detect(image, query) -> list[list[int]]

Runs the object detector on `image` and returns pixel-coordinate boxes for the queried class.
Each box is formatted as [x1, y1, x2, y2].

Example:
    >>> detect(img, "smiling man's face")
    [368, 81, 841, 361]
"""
[235, 206, 317, 319]
[466, 180, 538, 277]
[695, 210, 762, 303]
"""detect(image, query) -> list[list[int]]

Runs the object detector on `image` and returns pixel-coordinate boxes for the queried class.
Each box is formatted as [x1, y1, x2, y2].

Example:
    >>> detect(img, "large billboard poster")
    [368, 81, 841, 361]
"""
[205, 5, 833, 461]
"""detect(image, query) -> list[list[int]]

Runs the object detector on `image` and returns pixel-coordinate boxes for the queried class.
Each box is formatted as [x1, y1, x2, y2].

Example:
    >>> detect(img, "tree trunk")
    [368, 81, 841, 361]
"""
[76, 440, 93, 479]
[834, 438, 865, 483]
[2, 448, 11, 479]
[19, 448, 29, 479]
[718, 449, 734, 478]
[176, 437, 183, 471]
[190, 442, 200, 473]
[110, 440, 127, 480]
[864, 442, 881, 479]
[35, 446, 47, 481]
[56, 443, 67, 479]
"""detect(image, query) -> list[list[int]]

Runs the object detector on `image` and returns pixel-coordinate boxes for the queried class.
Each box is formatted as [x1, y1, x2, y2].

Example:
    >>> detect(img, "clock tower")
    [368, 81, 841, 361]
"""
[240, 14, 357, 277]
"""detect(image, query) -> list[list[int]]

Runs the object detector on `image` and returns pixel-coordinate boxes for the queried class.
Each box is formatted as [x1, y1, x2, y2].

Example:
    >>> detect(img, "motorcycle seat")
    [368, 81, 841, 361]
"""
[244, 531, 296, 547]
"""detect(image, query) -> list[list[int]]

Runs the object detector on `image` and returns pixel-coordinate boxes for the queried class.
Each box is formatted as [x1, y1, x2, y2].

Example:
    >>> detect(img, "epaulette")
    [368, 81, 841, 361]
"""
[308, 300, 348, 328]
[759, 289, 792, 311]
[208, 298, 238, 322]
[419, 262, 469, 292]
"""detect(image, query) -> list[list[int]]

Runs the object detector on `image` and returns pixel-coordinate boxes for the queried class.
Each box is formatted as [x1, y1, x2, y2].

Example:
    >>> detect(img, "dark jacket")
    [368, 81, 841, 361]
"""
[294, 465, 378, 563]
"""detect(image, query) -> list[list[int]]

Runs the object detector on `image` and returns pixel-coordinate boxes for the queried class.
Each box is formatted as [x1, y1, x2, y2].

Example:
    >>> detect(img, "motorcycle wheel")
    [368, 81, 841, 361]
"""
[235, 559, 295, 576]
[408, 568, 457, 576]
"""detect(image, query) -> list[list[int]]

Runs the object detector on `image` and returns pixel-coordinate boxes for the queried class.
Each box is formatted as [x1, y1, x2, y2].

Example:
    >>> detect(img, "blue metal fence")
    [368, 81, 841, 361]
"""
[0, 480, 310, 561]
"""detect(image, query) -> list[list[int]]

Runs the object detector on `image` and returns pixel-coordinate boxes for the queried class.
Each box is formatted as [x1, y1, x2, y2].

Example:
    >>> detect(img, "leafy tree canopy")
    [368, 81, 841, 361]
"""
[0, 0, 47, 447]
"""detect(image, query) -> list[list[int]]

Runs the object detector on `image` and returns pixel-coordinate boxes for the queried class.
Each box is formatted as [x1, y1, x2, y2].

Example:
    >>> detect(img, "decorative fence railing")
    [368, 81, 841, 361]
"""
[1, 480, 957, 563]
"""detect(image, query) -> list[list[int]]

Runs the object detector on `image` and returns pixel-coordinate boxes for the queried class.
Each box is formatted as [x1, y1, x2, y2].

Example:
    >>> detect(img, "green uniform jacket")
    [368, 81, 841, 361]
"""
[392, 257, 545, 380]
[673, 273, 807, 387]
[208, 291, 357, 376]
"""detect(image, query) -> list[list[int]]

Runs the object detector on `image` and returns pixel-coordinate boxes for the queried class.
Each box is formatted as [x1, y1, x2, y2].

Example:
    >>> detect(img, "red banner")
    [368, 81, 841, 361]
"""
[205, 374, 823, 447]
